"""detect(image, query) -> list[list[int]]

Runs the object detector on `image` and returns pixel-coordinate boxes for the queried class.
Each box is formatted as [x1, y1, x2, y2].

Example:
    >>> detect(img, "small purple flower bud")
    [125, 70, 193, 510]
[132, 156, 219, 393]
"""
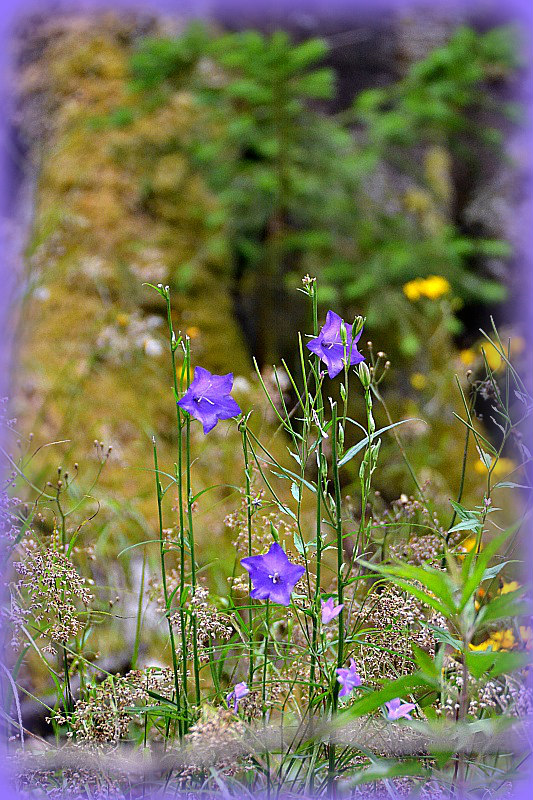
[321, 597, 344, 624]
[385, 698, 416, 720]
[336, 658, 362, 698]
[227, 681, 249, 712]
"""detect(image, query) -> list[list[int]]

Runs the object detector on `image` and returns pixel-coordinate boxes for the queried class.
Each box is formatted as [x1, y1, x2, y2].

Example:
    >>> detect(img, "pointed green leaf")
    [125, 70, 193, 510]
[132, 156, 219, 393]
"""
[338, 419, 424, 467]
[477, 587, 529, 625]
[339, 672, 434, 719]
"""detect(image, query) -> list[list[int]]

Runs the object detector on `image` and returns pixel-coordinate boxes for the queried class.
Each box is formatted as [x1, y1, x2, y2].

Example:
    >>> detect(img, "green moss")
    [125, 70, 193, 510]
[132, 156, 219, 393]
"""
[14, 22, 263, 563]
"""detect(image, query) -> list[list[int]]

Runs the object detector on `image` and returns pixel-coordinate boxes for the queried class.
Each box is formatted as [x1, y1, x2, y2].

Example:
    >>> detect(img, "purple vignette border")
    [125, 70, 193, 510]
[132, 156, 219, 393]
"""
[1, 0, 532, 798]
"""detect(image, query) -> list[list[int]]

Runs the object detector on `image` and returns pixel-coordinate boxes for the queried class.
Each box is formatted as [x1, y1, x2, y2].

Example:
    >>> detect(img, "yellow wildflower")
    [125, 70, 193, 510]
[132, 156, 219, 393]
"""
[403, 275, 451, 301]
[474, 458, 490, 474]
[470, 629, 516, 652]
[469, 639, 492, 652]
[460, 536, 480, 554]
[474, 456, 516, 476]
[410, 372, 427, 391]
[478, 336, 525, 372]
[489, 629, 515, 651]
[499, 581, 520, 595]
[459, 349, 476, 366]
[403, 279, 424, 301]
[482, 342, 502, 371]
[422, 275, 451, 299]
[495, 457, 516, 476]
[186, 326, 200, 339]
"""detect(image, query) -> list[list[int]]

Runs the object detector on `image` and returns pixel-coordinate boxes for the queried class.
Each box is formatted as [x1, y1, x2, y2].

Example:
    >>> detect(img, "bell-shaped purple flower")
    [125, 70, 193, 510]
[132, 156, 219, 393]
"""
[321, 597, 344, 624]
[177, 366, 241, 434]
[336, 658, 362, 698]
[240, 542, 305, 606]
[385, 698, 416, 720]
[306, 311, 364, 379]
[227, 681, 249, 712]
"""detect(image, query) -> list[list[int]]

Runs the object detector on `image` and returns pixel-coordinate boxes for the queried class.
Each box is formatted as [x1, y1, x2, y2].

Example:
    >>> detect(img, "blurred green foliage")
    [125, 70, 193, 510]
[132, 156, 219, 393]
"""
[121, 22, 517, 360]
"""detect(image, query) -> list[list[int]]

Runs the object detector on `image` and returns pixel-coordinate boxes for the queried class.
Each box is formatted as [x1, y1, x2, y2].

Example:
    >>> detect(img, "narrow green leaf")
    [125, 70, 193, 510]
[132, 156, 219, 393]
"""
[360, 569, 453, 619]
[477, 587, 529, 624]
[339, 672, 433, 719]
[466, 650, 530, 679]
[412, 644, 439, 680]
[358, 559, 456, 617]
[345, 759, 429, 786]
[338, 419, 424, 467]
[460, 528, 516, 609]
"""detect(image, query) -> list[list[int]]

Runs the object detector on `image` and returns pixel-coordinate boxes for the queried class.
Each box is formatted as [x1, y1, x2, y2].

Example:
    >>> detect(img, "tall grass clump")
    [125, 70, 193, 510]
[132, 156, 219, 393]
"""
[2, 278, 531, 799]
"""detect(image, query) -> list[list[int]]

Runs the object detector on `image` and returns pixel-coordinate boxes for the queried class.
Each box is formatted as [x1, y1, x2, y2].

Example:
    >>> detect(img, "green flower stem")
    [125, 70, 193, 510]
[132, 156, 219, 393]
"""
[292, 356, 313, 629]
[164, 293, 188, 708]
[327, 742, 337, 799]
[131, 547, 146, 669]
[331, 402, 344, 691]
[261, 599, 272, 799]
[241, 418, 255, 686]
[310, 282, 323, 705]
[359, 380, 375, 554]
[327, 401, 344, 800]
[53, 493, 75, 717]
[184, 338, 201, 706]
[345, 374, 377, 623]
[61, 633, 73, 716]
[262, 599, 270, 720]
[152, 437, 183, 740]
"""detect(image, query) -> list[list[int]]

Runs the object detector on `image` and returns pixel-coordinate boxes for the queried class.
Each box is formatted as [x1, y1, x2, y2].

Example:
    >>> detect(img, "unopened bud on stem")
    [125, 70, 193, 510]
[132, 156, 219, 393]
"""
[358, 362, 371, 388]
[340, 321, 347, 346]
[353, 316, 365, 337]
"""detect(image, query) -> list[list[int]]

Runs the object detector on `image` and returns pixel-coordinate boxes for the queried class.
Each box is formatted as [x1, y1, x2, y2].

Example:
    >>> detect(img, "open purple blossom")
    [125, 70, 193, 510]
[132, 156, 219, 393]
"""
[385, 698, 416, 720]
[321, 597, 344, 624]
[336, 658, 362, 698]
[227, 681, 249, 712]
[240, 542, 305, 606]
[306, 311, 364, 379]
[177, 366, 241, 434]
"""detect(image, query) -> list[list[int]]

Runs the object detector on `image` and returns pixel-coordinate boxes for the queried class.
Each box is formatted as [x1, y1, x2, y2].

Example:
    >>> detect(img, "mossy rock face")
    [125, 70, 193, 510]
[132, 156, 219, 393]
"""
[13, 17, 297, 687]
[13, 16, 268, 590]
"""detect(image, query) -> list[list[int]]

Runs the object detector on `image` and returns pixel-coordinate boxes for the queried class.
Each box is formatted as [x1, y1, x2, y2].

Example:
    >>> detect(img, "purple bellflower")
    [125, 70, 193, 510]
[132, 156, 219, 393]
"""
[227, 681, 249, 712]
[306, 310, 364, 379]
[177, 366, 241, 434]
[336, 658, 362, 698]
[385, 698, 416, 720]
[321, 597, 344, 624]
[240, 542, 305, 606]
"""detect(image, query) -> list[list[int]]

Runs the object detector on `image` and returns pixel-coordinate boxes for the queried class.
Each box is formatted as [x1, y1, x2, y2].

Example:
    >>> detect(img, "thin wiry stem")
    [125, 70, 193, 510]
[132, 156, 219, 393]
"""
[310, 282, 324, 709]
[164, 292, 189, 710]
[152, 437, 183, 740]
[184, 339, 201, 706]
[241, 418, 255, 686]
